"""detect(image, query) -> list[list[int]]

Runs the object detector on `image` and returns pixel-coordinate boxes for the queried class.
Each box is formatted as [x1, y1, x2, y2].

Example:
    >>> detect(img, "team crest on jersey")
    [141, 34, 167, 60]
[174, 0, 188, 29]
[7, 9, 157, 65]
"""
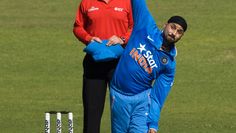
[161, 56, 168, 65]
[129, 43, 157, 74]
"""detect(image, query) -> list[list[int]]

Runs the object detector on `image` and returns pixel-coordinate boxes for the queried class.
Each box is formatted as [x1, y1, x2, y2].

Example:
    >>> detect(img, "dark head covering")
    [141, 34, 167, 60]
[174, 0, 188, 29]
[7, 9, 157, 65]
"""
[168, 16, 187, 32]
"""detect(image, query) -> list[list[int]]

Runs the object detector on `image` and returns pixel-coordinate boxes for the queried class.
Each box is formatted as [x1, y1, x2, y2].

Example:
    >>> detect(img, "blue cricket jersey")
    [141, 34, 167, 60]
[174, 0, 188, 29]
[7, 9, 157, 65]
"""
[111, 0, 177, 131]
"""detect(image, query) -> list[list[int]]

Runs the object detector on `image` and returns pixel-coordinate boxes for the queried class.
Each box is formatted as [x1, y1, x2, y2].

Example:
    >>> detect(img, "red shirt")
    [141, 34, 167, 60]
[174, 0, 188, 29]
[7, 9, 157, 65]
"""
[73, 0, 133, 45]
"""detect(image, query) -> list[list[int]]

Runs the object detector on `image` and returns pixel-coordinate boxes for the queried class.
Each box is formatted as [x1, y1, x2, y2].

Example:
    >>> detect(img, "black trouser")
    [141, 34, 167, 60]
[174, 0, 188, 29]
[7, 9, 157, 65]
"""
[82, 54, 118, 133]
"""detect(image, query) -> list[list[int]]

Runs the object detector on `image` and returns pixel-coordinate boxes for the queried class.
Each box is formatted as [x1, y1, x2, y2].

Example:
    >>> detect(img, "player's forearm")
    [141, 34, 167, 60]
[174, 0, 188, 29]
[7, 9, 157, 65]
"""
[73, 25, 92, 45]
[147, 96, 160, 131]
[148, 72, 175, 131]
[122, 6, 134, 45]
[131, 0, 152, 31]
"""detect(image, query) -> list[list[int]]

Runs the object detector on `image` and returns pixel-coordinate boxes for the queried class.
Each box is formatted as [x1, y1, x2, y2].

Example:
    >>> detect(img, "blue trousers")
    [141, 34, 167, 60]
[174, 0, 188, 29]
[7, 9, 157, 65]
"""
[110, 87, 151, 133]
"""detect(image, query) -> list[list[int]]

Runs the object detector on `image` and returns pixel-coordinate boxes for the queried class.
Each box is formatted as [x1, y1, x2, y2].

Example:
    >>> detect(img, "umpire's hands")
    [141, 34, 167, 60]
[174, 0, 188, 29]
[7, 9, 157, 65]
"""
[148, 129, 157, 133]
[106, 35, 124, 46]
[90, 37, 102, 43]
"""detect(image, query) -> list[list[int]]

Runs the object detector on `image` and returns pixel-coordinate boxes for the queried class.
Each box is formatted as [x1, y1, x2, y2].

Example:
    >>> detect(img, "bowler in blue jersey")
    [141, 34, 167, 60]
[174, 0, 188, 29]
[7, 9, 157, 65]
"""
[109, 0, 188, 133]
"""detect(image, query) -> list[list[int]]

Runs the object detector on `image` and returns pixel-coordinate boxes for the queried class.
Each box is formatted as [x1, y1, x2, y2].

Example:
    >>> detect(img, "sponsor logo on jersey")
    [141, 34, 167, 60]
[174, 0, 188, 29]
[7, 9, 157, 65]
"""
[88, 6, 99, 12]
[114, 7, 124, 12]
[129, 43, 157, 74]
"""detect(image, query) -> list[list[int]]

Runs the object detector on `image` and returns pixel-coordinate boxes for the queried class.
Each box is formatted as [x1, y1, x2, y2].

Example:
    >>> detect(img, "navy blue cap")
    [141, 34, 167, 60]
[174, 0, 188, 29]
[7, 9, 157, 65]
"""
[168, 16, 187, 32]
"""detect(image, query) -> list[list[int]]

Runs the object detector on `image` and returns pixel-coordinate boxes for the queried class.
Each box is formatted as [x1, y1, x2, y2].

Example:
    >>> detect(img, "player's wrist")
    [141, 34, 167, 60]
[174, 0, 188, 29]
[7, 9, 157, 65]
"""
[86, 35, 93, 42]
[149, 128, 157, 133]
[148, 122, 158, 132]
[120, 36, 126, 44]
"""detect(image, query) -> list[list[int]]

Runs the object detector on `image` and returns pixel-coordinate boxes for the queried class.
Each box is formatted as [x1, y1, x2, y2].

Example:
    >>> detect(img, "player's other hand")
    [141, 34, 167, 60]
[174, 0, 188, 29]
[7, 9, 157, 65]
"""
[91, 37, 102, 43]
[106, 35, 124, 46]
[148, 128, 157, 133]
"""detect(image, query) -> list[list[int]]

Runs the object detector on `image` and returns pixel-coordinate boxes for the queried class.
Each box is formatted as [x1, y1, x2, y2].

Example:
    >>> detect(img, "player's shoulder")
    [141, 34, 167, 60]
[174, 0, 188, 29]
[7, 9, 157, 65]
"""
[115, 0, 132, 6]
[80, 0, 98, 8]
[80, 0, 95, 4]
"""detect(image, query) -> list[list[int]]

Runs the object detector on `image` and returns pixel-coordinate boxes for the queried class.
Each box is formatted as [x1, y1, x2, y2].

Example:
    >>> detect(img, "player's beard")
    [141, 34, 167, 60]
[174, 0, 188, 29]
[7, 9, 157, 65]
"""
[166, 33, 176, 43]
[163, 33, 176, 44]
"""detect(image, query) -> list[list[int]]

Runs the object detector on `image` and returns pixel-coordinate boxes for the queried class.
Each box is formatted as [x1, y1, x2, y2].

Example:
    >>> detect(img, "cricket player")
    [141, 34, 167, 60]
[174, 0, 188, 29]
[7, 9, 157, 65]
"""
[109, 0, 188, 132]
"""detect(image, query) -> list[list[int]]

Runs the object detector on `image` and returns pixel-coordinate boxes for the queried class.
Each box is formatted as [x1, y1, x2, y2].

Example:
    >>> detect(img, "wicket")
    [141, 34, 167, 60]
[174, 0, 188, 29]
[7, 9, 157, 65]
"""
[45, 111, 73, 133]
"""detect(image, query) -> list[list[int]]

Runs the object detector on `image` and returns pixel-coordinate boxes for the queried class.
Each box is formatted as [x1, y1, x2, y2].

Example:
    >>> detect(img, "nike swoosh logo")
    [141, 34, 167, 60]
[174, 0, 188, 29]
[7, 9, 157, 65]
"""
[147, 35, 154, 42]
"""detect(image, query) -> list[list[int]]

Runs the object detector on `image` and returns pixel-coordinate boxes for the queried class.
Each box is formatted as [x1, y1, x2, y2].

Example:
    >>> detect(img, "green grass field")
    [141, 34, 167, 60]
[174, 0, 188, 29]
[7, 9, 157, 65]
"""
[0, 0, 235, 132]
